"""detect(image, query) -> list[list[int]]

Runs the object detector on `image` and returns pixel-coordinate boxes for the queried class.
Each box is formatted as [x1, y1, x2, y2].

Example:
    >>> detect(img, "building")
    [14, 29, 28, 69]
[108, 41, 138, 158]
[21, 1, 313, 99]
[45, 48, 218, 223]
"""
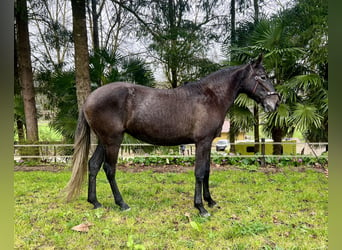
[213, 120, 246, 144]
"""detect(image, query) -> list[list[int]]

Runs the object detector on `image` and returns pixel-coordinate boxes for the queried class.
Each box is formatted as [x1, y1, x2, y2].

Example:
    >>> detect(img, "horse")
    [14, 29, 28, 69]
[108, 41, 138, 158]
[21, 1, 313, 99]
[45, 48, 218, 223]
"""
[65, 54, 280, 217]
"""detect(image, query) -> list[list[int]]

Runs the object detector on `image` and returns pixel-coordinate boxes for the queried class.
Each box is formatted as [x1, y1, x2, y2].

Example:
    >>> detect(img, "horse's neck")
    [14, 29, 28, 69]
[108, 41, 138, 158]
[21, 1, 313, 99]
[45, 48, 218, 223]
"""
[204, 69, 242, 110]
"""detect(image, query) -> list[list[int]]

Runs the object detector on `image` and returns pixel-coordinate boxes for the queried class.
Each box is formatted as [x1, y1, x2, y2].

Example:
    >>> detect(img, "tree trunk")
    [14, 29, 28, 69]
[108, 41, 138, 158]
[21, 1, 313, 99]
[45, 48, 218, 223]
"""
[253, 0, 260, 154]
[14, 24, 25, 143]
[169, 0, 178, 89]
[272, 127, 283, 155]
[91, 0, 100, 51]
[253, 104, 260, 153]
[230, 0, 236, 45]
[229, 122, 237, 154]
[170, 67, 178, 88]
[72, 0, 92, 111]
[16, 0, 39, 143]
[16, 119, 25, 142]
[253, 0, 259, 21]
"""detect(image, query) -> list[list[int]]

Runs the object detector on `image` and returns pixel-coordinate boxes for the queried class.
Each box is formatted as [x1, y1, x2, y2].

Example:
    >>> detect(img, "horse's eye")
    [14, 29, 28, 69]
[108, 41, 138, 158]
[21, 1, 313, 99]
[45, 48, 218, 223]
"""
[260, 75, 267, 80]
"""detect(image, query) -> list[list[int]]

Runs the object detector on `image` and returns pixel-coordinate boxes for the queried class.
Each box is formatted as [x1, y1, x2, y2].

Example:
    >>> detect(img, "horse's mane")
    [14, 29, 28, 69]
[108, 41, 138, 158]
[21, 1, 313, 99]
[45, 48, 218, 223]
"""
[180, 64, 244, 91]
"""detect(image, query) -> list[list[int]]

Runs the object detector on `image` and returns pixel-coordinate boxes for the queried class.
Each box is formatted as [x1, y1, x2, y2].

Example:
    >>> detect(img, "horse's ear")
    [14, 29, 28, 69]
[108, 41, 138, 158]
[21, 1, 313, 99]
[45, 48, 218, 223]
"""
[250, 54, 263, 68]
[255, 54, 263, 65]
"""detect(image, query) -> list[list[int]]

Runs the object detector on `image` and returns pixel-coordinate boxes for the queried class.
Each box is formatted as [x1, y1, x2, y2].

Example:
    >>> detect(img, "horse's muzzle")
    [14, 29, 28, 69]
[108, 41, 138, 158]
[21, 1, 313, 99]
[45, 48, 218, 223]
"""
[262, 94, 280, 112]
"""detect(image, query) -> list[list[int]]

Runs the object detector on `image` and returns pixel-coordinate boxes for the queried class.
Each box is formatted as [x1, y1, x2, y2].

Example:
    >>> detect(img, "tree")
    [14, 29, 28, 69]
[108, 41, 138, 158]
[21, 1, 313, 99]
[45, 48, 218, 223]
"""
[252, 0, 261, 153]
[228, 93, 255, 153]
[88, 0, 104, 51]
[227, 0, 262, 152]
[120, 57, 155, 87]
[227, 0, 327, 155]
[234, 18, 306, 154]
[14, 28, 25, 143]
[262, 0, 328, 152]
[15, 0, 39, 143]
[112, 0, 222, 88]
[29, 0, 73, 71]
[238, 15, 326, 154]
[279, 0, 328, 143]
[36, 69, 77, 141]
[71, 0, 92, 111]
[230, 0, 236, 45]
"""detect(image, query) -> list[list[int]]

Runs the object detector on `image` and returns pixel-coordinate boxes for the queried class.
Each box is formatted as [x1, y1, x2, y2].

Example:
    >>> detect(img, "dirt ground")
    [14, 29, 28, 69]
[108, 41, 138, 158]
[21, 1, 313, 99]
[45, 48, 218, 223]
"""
[14, 163, 328, 177]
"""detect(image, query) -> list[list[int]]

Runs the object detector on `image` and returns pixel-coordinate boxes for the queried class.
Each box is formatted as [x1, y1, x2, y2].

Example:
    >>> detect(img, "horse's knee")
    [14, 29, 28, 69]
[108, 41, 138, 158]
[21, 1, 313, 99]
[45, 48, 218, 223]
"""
[103, 162, 116, 176]
[195, 169, 207, 184]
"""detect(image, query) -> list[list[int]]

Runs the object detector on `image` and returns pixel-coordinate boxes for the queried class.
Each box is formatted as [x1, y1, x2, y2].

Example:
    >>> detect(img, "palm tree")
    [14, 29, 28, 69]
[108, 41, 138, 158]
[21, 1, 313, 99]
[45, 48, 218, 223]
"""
[228, 93, 255, 153]
[234, 15, 326, 154]
[227, 0, 263, 153]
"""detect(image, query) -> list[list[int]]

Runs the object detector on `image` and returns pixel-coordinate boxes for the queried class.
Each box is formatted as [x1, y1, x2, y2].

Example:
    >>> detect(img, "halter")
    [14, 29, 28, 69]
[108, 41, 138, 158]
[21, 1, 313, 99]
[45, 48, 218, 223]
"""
[250, 65, 279, 97]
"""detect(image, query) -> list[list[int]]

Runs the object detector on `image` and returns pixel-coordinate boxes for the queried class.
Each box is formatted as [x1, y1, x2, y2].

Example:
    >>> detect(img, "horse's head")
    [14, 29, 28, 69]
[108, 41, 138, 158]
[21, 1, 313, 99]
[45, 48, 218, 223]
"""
[241, 54, 280, 112]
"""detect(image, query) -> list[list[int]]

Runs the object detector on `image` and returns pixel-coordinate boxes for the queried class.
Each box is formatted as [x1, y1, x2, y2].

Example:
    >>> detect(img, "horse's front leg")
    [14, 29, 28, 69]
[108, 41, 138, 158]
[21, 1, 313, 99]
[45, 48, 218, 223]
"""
[194, 140, 212, 217]
[203, 160, 217, 208]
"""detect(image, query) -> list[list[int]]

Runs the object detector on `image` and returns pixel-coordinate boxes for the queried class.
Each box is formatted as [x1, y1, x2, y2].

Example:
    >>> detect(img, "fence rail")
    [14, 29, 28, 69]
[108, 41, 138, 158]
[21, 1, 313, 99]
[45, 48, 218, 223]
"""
[14, 141, 328, 163]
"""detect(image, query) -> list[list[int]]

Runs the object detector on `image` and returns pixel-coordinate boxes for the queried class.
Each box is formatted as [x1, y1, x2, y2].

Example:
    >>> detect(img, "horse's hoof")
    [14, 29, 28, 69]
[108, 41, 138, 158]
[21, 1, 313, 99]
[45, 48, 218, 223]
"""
[120, 203, 131, 211]
[200, 211, 211, 217]
[122, 207, 131, 212]
[208, 201, 217, 208]
[93, 203, 102, 209]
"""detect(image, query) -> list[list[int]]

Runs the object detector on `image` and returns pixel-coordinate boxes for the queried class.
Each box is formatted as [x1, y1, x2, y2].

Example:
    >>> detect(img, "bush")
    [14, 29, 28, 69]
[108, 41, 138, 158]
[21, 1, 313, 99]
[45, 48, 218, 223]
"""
[118, 155, 327, 168]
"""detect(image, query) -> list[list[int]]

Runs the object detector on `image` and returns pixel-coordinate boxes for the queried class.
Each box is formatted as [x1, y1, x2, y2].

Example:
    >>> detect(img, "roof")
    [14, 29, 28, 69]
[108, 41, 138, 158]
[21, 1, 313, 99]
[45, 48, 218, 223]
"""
[221, 120, 230, 133]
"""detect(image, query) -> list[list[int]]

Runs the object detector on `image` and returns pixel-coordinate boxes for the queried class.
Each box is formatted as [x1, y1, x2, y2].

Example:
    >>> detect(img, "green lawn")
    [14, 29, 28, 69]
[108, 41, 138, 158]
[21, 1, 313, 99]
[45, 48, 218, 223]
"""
[14, 121, 64, 142]
[14, 167, 327, 249]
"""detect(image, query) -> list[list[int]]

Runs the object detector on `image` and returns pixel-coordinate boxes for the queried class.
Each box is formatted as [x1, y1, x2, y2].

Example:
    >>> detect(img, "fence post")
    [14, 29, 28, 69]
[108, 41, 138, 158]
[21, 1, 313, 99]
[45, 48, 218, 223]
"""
[260, 138, 266, 167]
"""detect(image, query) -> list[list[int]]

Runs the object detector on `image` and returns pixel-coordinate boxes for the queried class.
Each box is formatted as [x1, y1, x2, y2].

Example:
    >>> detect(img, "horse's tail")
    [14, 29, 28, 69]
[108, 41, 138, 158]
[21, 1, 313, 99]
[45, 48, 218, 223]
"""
[65, 110, 91, 202]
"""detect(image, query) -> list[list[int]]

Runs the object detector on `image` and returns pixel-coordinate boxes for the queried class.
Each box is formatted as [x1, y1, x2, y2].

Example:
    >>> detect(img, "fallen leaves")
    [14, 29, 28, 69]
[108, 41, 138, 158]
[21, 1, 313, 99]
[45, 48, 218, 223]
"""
[229, 214, 240, 221]
[184, 212, 203, 232]
[71, 222, 94, 232]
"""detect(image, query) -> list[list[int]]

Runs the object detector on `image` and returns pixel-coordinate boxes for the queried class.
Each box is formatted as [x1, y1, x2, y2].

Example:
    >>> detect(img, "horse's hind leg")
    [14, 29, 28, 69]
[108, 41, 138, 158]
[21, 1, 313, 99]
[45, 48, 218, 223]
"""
[194, 140, 212, 217]
[87, 144, 105, 209]
[103, 141, 130, 211]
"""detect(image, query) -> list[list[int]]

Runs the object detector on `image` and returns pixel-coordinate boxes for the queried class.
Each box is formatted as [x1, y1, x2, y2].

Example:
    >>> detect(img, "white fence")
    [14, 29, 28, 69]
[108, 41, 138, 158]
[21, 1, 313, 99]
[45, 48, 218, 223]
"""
[14, 141, 328, 163]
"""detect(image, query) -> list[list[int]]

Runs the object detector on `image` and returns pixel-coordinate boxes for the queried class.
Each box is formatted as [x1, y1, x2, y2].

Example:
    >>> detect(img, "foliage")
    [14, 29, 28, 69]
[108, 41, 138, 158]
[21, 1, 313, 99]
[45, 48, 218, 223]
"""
[117, 155, 327, 168]
[14, 168, 327, 249]
[229, 94, 255, 132]
[36, 70, 78, 142]
[89, 49, 121, 86]
[227, 0, 328, 145]
[35, 54, 155, 142]
[120, 57, 155, 87]
[115, 0, 223, 87]
[14, 95, 25, 124]
[17, 0, 328, 150]
[37, 123, 63, 142]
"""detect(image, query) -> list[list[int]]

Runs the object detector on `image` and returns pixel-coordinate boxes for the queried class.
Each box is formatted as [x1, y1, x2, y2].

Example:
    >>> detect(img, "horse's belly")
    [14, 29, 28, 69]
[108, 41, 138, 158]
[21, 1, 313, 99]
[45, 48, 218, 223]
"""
[125, 120, 194, 146]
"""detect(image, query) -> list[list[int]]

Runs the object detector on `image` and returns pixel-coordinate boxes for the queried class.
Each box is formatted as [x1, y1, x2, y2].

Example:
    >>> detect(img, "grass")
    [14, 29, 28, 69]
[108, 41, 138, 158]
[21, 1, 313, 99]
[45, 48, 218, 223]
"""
[14, 167, 328, 249]
[37, 121, 64, 142]
[14, 121, 64, 142]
